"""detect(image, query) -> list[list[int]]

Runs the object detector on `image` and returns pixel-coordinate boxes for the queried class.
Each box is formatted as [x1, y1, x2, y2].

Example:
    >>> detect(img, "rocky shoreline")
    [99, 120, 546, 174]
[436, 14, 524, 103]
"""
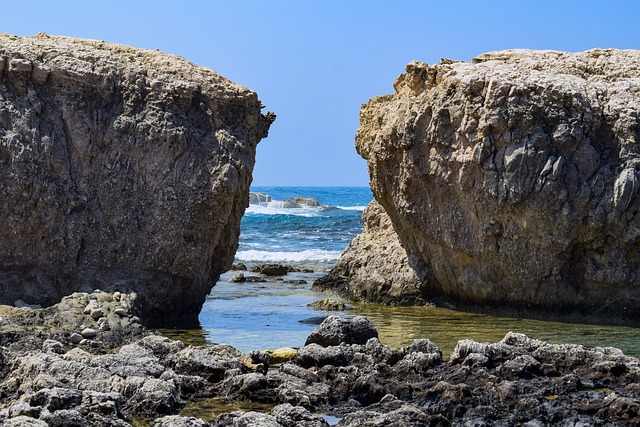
[1, 293, 639, 426]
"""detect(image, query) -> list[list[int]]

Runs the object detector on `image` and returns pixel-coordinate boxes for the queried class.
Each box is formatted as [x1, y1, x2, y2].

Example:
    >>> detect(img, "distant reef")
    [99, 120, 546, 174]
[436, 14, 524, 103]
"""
[0, 33, 274, 325]
[318, 49, 640, 323]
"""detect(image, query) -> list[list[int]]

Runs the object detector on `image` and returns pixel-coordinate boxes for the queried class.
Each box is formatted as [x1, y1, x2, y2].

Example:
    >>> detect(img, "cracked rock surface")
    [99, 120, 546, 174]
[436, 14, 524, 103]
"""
[0, 33, 274, 325]
[322, 49, 640, 322]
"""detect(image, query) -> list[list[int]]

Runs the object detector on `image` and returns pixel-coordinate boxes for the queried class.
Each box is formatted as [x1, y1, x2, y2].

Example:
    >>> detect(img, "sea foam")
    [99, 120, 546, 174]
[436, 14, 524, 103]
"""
[235, 249, 343, 263]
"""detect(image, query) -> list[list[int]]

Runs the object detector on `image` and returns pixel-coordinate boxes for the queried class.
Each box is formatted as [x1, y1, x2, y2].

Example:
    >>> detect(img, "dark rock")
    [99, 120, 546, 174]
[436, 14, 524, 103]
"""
[0, 33, 274, 326]
[232, 263, 248, 271]
[305, 316, 378, 347]
[230, 274, 247, 283]
[307, 299, 348, 311]
[258, 265, 289, 276]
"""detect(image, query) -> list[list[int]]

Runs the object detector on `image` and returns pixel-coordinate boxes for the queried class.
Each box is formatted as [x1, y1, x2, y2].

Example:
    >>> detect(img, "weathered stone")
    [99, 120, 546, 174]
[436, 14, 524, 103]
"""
[307, 298, 348, 311]
[305, 316, 378, 347]
[0, 32, 274, 326]
[80, 328, 97, 339]
[314, 200, 426, 305]
[331, 49, 640, 322]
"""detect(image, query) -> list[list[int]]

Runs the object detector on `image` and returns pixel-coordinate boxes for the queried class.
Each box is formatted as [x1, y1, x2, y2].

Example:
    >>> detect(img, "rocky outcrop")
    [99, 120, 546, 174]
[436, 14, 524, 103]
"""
[327, 49, 640, 322]
[313, 200, 426, 305]
[0, 33, 274, 325]
[0, 291, 148, 352]
[1, 313, 639, 425]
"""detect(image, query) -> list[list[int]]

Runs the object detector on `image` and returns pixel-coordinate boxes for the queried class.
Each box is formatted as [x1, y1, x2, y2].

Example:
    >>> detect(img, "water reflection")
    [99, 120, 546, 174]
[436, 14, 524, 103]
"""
[178, 271, 640, 359]
[352, 303, 640, 358]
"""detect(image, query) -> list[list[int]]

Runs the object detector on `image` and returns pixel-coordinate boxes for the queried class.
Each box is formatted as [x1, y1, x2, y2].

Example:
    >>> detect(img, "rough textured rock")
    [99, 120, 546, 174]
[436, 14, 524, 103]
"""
[330, 49, 640, 322]
[0, 33, 274, 325]
[0, 291, 148, 351]
[304, 316, 378, 347]
[313, 200, 425, 305]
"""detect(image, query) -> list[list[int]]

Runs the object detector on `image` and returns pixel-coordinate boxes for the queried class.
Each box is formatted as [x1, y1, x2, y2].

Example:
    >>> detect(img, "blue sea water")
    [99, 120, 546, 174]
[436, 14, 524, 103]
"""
[234, 186, 373, 270]
[186, 186, 640, 358]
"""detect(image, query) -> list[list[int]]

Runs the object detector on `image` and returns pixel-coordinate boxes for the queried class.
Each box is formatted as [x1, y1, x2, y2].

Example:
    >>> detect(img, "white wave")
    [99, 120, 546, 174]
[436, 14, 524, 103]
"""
[235, 249, 342, 263]
[335, 205, 367, 211]
[245, 204, 320, 217]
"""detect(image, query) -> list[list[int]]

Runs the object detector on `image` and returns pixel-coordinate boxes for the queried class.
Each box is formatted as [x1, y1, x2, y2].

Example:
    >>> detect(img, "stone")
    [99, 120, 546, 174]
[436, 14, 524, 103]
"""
[305, 316, 378, 347]
[307, 298, 348, 311]
[328, 49, 640, 323]
[249, 192, 272, 205]
[0, 33, 275, 326]
[230, 273, 247, 283]
[80, 328, 97, 339]
[152, 415, 210, 427]
[267, 348, 298, 364]
[257, 264, 289, 276]
[90, 308, 105, 320]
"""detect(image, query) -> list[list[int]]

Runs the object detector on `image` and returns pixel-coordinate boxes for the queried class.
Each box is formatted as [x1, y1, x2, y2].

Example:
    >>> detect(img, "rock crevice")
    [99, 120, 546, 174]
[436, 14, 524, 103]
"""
[322, 49, 640, 322]
[0, 33, 274, 325]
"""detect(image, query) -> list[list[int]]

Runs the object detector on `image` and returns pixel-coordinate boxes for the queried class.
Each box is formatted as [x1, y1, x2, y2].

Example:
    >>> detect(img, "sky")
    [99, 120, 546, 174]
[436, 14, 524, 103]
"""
[2, 1, 640, 186]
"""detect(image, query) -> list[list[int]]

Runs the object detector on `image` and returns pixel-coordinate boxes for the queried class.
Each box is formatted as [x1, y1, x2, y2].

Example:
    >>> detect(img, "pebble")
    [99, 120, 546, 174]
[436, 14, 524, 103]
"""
[83, 300, 98, 315]
[70, 333, 83, 344]
[113, 292, 121, 301]
[114, 308, 127, 317]
[81, 328, 97, 339]
[90, 308, 105, 320]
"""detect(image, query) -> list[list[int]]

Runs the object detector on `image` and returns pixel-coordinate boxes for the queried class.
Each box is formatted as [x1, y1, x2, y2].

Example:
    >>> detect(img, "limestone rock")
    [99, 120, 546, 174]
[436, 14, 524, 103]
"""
[313, 200, 426, 305]
[0, 33, 274, 325]
[336, 49, 640, 322]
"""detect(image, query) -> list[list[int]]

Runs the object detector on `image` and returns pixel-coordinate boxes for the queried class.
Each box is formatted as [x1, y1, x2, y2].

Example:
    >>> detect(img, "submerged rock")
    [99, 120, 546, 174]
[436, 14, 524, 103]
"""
[326, 49, 640, 322]
[0, 33, 274, 326]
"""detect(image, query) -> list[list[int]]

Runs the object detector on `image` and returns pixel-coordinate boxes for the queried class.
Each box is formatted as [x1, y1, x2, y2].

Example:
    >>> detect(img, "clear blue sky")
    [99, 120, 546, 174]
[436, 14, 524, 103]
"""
[3, 1, 640, 186]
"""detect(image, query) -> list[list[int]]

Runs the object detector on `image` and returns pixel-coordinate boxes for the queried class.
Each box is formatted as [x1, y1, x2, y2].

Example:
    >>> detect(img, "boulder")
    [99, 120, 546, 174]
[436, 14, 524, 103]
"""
[304, 316, 378, 347]
[335, 49, 640, 322]
[0, 33, 274, 325]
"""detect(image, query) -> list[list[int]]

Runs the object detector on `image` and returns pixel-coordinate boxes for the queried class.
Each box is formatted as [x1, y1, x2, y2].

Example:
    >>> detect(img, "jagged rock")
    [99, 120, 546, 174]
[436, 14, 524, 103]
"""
[250, 264, 289, 276]
[307, 299, 348, 311]
[332, 48, 640, 322]
[313, 200, 426, 305]
[0, 32, 274, 326]
[0, 291, 148, 351]
[281, 196, 321, 208]
[249, 192, 272, 205]
[305, 316, 378, 347]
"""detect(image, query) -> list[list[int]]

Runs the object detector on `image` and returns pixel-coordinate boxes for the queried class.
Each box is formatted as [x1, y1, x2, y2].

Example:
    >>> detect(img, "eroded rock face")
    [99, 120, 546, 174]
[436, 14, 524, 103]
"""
[0, 33, 274, 325]
[340, 49, 640, 321]
[313, 200, 426, 305]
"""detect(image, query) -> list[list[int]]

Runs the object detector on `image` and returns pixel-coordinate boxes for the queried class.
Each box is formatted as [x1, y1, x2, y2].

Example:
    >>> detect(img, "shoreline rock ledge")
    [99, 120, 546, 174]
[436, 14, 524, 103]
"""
[0, 33, 275, 325]
[318, 49, 640, 322]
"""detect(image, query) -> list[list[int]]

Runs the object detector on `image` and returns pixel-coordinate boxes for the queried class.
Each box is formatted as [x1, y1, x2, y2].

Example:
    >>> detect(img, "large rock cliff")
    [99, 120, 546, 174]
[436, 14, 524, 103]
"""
[324, 49, 640, 322]
[0, 33, 274, 325]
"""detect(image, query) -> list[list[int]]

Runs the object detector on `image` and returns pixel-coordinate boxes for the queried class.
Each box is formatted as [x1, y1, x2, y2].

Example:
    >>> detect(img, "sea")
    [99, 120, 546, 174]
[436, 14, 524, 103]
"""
[235, 186, 373, 270]
[163, 186, 640, 359]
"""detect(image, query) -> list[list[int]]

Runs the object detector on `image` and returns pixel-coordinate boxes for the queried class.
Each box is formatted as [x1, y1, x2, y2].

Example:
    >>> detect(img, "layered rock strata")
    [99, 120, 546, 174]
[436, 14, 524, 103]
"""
[324, 49, 640, 321]
[0, 33, 274, 325]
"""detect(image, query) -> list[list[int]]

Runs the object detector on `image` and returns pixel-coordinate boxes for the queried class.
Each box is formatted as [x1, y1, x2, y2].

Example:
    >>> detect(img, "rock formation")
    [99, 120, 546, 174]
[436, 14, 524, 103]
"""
[0, 33, 274, 325]
[324, 49, 640, 322]
[313, 200, 426, 305]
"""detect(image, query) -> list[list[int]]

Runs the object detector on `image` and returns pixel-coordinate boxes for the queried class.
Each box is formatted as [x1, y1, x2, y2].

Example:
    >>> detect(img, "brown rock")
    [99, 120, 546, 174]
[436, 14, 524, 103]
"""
[0, 33, 274, 325]
[339, 49, 640, 322]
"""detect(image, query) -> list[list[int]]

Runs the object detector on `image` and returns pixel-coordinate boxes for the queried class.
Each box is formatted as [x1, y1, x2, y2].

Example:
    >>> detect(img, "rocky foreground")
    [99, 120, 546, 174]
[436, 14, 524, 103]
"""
[321, 49, 640, 323]
[0, 33, 274, 325]
[0, 295, 639, 426]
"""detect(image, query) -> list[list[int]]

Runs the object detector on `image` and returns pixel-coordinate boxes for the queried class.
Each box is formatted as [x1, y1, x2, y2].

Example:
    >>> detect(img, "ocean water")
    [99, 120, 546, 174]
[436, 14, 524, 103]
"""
[163, 186, 640, 359]
[234, 186, 373, 270]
